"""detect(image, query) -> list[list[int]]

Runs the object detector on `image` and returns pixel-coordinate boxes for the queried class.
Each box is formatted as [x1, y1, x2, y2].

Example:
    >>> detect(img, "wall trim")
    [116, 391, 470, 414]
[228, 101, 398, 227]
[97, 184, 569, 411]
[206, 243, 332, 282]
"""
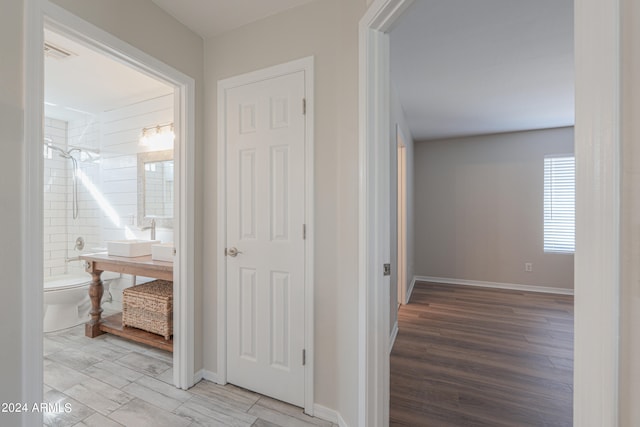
[359, 1, 418, 425]
[195, 369, 221, 385]
[217, 56, 315, 415]
[414, 276, 574, 295]
[574, 0, 621, 424]
[406, 276, 416, 304]
[23, 1, 45, 426]
[389, 321, 399, 353]
[314, 404, 349, 427]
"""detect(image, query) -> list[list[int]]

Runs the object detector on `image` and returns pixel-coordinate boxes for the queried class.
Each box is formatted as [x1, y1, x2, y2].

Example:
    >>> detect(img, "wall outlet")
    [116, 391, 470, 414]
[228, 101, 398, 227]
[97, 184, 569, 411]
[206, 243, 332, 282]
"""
[525, 262, 533, 272]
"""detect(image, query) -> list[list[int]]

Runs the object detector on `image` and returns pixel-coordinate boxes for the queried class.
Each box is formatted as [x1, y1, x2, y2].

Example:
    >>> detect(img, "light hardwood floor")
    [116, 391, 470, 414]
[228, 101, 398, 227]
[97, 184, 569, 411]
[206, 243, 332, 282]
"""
[390, 282, 573, 427]
[44, 324, 335, 427]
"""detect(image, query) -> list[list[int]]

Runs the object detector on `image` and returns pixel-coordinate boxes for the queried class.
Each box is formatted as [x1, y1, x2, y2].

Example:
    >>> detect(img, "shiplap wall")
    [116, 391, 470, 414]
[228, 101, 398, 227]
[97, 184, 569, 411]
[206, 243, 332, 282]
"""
[42, 92, 174, 304]
[99, 93, 174, 308]
[100, 93, 173, 242]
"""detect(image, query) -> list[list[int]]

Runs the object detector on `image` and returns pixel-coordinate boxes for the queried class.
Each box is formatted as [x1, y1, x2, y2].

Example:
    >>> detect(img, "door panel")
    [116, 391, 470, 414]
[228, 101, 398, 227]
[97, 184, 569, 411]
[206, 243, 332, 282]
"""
[226, 71, 306, 407]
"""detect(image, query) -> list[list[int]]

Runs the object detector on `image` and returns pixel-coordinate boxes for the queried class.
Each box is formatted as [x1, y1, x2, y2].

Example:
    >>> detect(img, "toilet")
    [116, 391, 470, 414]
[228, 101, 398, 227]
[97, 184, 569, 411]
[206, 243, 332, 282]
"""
[43, 272, 116, 333]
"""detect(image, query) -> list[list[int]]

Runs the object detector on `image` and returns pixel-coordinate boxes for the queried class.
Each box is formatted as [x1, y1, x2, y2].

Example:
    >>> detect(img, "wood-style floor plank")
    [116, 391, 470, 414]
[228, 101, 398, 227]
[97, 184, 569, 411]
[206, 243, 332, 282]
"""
[390, 282, 573, 426]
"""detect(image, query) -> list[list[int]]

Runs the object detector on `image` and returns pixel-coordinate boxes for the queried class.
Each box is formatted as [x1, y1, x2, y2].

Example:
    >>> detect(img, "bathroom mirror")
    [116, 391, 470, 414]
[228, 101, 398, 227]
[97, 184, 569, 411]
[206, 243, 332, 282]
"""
[137, 149, 174, 229]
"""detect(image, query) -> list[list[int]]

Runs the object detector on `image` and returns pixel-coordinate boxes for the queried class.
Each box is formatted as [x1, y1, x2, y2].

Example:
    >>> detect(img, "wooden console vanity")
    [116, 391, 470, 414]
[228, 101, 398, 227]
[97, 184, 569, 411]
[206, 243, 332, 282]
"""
[80, 252, 174, 352]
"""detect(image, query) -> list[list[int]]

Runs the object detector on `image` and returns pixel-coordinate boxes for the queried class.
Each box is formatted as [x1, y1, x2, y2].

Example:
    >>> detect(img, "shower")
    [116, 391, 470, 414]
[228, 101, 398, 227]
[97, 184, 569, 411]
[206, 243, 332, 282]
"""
[44, 138, 99, 219]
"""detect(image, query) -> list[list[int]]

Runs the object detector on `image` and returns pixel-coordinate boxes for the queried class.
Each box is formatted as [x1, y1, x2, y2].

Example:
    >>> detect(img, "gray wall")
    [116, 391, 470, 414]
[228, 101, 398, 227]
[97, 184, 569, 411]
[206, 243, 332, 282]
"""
[414, 127, 574, 290]
[0, 2, 25, 424]
[621, 0, 640, 420]
[202, 1, 365, 423]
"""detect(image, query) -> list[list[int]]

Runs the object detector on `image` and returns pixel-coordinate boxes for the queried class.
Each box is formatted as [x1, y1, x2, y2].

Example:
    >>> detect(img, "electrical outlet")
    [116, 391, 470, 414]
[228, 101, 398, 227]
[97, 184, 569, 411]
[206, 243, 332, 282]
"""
[525, 262, 533, 272]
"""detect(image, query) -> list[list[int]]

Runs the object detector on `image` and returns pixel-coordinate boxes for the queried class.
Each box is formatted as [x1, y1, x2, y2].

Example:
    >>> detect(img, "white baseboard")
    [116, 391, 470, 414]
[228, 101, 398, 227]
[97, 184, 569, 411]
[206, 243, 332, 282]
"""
[195, 376, 348, 426]
[196, 369, 222, 385]
[414, 276, 574, 295]
[193, 369, 203, 384]
[389, 320, 399, 353]
[406, 276, 416, 303]
[313, 404, 349, 427]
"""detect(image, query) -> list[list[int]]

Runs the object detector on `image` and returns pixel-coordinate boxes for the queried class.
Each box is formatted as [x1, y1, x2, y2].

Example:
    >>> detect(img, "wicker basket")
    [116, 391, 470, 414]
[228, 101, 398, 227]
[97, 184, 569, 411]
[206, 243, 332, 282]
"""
[122, 280, 173, 340]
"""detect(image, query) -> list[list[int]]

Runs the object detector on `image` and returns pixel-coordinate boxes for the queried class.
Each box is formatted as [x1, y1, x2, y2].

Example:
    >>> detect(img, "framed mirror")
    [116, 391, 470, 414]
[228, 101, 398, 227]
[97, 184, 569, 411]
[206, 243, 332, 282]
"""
[137, 149, 174, 229]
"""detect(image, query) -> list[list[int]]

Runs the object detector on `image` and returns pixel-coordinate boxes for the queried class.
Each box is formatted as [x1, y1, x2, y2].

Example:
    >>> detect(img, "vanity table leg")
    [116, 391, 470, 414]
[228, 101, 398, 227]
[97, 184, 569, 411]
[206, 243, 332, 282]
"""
[85, 269, 105, 338]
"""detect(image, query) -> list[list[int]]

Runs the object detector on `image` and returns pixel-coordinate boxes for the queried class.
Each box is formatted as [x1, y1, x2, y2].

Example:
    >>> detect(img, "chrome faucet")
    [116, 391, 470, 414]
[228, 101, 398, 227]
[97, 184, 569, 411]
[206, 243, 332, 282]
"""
[150, 218, 156, 240]
[140, 218, 156, 240]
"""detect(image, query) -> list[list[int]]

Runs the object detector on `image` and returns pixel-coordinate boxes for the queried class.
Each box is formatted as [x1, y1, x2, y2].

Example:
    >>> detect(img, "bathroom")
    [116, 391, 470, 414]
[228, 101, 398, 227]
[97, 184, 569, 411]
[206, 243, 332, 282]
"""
[42, 29, 175, 338]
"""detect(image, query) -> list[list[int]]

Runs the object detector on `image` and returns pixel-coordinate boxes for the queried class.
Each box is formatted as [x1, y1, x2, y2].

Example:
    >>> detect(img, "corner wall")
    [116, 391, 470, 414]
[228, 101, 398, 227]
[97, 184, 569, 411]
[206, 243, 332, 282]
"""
[414, 127, 575, 291]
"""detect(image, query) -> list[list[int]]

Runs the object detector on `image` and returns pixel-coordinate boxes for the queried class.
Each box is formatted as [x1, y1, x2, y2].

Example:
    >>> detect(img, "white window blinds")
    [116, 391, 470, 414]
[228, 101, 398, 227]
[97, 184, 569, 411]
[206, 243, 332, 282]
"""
[544, 155, 575, 253]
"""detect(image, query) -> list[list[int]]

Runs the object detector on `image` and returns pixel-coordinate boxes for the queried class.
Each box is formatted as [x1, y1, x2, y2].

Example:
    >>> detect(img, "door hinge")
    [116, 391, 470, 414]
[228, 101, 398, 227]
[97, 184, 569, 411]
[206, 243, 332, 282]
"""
[383, 263, 391, 276]
[302, 349, 306, 366]
[303, 224, 306, 240]
[302, 98, 306, 115]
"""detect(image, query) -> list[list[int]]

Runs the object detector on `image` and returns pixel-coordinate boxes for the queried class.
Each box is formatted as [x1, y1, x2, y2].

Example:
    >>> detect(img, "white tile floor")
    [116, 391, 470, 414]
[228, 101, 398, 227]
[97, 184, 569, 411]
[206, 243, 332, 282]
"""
[44, 324, 336, 427]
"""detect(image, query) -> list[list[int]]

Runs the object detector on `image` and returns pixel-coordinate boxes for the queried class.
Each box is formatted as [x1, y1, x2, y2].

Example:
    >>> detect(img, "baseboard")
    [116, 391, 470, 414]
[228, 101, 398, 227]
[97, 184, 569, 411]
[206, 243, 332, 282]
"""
[193, 369, 203, 384]
[196, 376, 348, 426]
[314, 404, 349, 427]
[414, 276, 574, 295]
[389, 320, 399, 353]
[196, 369, 222, 385]
[406, 276, 416, 303]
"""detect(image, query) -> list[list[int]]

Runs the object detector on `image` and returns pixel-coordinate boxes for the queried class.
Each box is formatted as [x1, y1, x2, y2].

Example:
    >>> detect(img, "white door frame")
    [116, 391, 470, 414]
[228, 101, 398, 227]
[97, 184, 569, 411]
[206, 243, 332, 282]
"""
[216, 57, 315, 415]
[359, 0, 622, 426]
[23, 1, 196, 423]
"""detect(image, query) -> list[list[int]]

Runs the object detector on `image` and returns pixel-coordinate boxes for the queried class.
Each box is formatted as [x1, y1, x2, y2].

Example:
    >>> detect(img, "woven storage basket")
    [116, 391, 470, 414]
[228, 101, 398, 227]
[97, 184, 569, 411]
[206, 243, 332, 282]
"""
[122, 280, 173, 340]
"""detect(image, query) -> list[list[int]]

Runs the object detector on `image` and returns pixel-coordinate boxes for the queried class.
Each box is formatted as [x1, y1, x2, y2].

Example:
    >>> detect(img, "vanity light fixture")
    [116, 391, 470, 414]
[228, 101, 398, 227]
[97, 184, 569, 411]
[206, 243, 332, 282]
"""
[139, 122, 175, 149]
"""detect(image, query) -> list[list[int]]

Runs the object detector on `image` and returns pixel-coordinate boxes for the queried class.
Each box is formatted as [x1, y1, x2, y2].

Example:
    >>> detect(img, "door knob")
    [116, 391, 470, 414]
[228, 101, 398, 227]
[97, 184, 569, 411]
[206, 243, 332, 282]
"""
[226, 247, 242, 257]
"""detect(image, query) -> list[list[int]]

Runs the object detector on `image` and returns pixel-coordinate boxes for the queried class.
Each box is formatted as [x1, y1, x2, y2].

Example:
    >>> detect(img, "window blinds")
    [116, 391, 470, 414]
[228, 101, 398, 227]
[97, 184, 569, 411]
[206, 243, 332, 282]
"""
[544, 155, 575, 253]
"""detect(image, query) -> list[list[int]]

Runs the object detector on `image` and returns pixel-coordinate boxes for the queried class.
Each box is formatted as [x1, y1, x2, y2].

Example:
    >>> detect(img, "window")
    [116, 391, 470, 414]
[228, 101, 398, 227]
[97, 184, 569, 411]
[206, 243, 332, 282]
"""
[544, 155, 575, 253]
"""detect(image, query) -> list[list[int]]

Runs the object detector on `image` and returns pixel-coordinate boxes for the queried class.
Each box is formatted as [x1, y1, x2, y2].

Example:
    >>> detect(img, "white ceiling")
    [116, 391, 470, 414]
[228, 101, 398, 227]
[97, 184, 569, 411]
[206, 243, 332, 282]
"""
[151, 0, 316, 39]
[45, 30, 172, 122]
[390, 0, 574, 141]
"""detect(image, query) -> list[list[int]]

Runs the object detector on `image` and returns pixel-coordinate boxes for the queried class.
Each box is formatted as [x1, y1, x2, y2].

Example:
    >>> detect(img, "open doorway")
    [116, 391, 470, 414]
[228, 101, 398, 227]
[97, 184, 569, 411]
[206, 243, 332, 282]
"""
[388, 0, 575, 422]
[24, 3, 196, 422]
[42, 24, 180, 413]
[360, 0, 622, 425]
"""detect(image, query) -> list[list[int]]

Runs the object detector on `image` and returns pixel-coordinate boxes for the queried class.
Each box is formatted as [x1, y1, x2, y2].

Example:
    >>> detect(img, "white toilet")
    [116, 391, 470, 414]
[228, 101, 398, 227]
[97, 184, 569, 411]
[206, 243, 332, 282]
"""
[43, 273, 116, 333]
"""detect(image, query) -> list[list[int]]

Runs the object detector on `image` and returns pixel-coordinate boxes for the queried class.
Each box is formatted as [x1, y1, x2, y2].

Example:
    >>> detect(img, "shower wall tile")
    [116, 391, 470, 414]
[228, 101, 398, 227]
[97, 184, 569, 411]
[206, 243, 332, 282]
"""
[67, 117, 102, 261]
[44, 118, 69, 278]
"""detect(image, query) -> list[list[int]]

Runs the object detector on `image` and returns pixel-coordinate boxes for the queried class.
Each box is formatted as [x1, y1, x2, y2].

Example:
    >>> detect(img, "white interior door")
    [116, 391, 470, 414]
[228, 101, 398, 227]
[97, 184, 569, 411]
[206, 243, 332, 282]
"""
[225, 71, 306, 407]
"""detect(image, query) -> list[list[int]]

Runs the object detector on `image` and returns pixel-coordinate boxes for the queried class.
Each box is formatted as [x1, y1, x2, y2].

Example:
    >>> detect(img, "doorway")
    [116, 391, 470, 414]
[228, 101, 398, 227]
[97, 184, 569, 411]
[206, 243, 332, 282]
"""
[359, 0, 622, 426]
[24, 2, 196, 420]
[216, 57, 315, 414]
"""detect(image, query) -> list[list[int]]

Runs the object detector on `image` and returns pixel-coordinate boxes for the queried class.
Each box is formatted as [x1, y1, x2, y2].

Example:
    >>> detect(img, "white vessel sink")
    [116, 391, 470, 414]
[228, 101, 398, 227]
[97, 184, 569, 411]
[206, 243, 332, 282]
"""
[107, 240, 160, 257]
[152, 243, 174, 262]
